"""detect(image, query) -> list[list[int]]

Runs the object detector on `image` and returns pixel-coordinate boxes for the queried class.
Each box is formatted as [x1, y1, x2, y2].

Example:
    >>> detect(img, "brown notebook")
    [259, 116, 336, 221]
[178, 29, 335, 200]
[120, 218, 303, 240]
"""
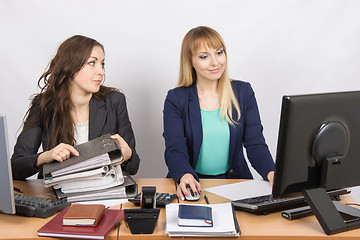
[62, 204, 106, 226]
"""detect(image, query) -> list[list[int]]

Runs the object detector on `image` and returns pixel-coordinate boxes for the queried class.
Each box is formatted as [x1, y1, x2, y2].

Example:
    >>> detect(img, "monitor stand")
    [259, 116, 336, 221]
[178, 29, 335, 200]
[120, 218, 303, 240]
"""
[305, 121, 360, 234]
[303, 156, 360, 235]
[303, 188, 360, 235]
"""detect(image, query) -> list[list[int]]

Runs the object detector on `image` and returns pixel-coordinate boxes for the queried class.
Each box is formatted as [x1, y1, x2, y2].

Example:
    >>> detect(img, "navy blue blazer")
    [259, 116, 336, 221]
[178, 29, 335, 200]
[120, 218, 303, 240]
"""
[11, 91, 140, 180]
[163, 80, 274, 183]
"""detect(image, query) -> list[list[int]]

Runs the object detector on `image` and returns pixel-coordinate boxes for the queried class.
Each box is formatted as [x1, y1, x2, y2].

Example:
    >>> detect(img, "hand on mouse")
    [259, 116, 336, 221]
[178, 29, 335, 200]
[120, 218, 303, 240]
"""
[185, 187, 200, 201]
[177, 173, 201, 201]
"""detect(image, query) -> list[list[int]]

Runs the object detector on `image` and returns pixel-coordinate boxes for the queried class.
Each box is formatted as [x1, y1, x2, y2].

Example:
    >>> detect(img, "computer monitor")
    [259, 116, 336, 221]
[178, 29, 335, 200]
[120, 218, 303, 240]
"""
[272, 91, 360, 235]
[0, 114, 15, 214]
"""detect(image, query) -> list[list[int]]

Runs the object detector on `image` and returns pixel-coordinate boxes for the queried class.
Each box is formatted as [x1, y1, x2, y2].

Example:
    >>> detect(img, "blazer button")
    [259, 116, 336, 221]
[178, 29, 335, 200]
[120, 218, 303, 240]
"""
[229, 169, 234, 173]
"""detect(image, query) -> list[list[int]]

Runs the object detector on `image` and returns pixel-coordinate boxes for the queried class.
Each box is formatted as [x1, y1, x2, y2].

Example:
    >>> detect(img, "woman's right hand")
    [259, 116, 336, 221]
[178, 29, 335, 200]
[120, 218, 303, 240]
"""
[36, 143, 79, 167]
[177, 173, 202, 201]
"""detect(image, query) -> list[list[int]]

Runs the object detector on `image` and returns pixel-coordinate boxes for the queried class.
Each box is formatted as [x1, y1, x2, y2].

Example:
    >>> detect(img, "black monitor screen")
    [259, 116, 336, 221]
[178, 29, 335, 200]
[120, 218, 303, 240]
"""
[272, 90, 360, 198]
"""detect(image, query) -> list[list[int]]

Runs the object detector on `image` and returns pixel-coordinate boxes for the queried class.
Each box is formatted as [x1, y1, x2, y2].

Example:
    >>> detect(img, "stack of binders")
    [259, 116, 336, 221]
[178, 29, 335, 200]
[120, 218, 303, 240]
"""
[42, 134, 137, 202]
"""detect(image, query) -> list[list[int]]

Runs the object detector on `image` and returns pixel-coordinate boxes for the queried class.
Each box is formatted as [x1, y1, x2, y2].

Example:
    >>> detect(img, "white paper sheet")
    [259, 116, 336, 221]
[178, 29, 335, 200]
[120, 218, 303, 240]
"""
[204, 179, 272, 201]
[77, 198, 128, 208]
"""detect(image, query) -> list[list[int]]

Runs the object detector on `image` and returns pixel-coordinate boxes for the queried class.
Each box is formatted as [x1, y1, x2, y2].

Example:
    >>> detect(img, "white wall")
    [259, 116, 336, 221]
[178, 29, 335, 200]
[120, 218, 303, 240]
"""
[1, 0, 360, 179]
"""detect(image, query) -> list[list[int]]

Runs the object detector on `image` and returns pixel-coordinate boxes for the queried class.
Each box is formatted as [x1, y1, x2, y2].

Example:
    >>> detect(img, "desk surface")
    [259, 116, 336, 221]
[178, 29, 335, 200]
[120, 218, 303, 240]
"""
[1, 178, 360, 240]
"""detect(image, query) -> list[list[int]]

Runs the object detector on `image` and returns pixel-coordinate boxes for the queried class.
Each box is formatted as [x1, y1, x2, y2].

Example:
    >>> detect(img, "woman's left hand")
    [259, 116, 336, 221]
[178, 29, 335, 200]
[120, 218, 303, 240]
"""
[267, 171, 274, 185]
[111, 134, 133, 164]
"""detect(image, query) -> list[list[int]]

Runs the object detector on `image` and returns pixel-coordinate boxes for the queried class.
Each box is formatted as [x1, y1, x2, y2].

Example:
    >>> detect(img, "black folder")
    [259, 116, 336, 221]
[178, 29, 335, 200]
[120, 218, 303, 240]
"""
[42, 133, 123, 177]
[42, 134, 137, 202]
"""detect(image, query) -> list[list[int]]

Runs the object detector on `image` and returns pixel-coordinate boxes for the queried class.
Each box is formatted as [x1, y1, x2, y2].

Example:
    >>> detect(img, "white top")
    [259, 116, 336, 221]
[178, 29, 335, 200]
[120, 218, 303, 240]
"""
[74, 120, 89, 145]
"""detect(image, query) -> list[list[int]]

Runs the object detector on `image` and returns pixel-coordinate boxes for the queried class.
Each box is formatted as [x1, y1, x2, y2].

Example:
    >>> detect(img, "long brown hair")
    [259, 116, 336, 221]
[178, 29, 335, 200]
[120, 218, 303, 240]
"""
[23, 35, 117, 149]
[178, 26, 240, 125]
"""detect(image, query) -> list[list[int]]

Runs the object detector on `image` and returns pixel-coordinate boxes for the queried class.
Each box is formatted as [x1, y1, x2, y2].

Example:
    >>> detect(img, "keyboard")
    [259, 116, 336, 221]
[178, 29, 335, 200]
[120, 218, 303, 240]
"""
[232, 188, 350, 215]
[14, 194, 71, 218]
[129, 192, 176, 207]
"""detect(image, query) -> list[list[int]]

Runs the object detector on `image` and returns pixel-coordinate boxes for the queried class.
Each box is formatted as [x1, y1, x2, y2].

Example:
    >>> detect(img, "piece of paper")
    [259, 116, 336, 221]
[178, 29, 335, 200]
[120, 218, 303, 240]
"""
[350, 186, 360, 203]
[77, 199, 128, 208]
[204, 179, 272, 201]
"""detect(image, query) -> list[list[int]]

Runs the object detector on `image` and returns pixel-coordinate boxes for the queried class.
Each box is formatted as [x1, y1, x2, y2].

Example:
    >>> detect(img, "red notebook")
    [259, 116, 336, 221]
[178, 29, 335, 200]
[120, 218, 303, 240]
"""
[38, 206, 124, 239]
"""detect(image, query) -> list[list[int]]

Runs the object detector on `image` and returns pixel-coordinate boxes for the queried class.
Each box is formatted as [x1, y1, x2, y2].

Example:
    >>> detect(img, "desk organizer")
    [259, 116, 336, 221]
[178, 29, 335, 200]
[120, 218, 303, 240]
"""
[124, 208, 160, 234]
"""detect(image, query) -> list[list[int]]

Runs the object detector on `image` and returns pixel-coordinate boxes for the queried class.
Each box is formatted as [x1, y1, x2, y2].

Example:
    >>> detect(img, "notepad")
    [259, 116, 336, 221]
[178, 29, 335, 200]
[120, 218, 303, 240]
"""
[178, 204, 213, 227]
[62, 204, 105, 226]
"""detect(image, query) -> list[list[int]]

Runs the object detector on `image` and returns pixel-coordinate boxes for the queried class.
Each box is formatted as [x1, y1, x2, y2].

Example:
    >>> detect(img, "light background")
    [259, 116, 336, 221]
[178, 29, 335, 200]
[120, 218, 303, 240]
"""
[1, 0, 360, 199]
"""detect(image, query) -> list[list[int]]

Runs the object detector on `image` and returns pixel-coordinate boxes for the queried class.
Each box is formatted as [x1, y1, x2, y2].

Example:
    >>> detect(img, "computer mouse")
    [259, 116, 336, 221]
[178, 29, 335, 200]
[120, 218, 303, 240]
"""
[184, 187, 200, 201]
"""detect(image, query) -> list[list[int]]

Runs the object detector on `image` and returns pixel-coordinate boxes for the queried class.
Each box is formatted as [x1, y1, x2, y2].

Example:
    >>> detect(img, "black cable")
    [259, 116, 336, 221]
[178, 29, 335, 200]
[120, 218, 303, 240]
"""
[174, 181, 179, 203]
[345, 203, 360, 207]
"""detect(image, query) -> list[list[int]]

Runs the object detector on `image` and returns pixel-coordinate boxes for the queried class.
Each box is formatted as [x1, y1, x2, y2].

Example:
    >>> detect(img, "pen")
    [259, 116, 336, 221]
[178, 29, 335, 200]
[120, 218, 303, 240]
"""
[13, 187, 24, 193]
[204, 195, 210, 204]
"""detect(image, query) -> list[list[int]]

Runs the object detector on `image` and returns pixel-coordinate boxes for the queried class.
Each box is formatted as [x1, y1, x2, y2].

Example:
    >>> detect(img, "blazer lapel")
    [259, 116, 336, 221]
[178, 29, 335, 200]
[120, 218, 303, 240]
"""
[228, 122, 237, 167]
[189, 84, 202, 167]
[89, 96, 107, 140]
[228, 83, 240, 167]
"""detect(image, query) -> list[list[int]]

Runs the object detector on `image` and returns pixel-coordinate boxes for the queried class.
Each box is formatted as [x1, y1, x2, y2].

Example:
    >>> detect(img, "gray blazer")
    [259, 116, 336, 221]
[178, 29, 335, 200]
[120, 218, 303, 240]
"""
[11, 91, 140, 180]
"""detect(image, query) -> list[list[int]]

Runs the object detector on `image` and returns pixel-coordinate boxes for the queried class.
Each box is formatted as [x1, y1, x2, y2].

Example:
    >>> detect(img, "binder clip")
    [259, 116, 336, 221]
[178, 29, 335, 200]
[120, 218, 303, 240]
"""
[125, 186, 160, 234]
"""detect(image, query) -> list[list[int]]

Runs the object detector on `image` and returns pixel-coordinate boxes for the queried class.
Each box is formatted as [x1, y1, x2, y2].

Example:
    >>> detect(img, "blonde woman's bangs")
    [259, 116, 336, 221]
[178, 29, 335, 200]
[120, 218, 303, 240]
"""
[190, 36, 226, 56]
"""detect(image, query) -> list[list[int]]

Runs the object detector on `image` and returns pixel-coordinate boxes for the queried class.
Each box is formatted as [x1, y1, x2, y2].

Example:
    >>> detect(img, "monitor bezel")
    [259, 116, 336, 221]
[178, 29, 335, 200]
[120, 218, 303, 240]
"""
[0, 114, 15, 214]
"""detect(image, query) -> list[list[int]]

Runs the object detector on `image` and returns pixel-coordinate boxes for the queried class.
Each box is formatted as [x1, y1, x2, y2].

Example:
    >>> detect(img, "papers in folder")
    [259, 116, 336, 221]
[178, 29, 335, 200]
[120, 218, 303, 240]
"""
[46, 163, 124, 194]
[41, 134, 138, 202]
[46, 153, 112, 178]
[54, 171, 136, 202]
[166, 202, 240, 237]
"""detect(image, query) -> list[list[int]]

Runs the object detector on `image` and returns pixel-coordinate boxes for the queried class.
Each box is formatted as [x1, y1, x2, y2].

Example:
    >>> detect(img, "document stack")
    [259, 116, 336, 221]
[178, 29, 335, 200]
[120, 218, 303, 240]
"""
[42, 134, 137, 202]
[165, 202, 240, 237]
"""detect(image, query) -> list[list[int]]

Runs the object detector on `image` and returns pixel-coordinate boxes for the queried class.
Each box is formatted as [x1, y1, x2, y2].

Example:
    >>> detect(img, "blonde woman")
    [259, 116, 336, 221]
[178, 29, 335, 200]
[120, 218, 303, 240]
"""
[163, 26, 274, 200]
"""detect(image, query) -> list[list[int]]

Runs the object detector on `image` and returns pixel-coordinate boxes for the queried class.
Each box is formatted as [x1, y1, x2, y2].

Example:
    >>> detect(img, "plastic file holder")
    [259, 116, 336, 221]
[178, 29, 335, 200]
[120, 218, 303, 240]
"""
[124, 186, 160, 234]
[124, 208, 160, 234]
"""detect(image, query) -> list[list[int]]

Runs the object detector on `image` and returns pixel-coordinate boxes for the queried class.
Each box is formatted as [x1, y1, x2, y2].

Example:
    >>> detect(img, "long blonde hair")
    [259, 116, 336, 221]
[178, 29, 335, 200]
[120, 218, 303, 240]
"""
[177, 26, 240, 125]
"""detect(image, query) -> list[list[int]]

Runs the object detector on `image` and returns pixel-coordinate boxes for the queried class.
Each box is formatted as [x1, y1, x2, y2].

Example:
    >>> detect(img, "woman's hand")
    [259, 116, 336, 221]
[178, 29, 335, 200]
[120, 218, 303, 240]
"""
[267, 171, 275, 185]
[36, 143, 79, 167]
[111, 134, 133, 164]
[177, 173, 202, 201]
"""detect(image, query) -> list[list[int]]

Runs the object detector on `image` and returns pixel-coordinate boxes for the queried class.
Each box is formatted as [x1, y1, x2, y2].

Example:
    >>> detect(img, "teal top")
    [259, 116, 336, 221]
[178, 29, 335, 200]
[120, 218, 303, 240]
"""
[195, 108, 230, 175]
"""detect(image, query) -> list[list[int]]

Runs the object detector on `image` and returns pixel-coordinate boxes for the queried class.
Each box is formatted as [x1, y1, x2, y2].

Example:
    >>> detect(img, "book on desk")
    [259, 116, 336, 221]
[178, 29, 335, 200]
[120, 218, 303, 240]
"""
[178, 204, 213, 227]
[62, 204, 106, 226]
[38, 206, 124, 239]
